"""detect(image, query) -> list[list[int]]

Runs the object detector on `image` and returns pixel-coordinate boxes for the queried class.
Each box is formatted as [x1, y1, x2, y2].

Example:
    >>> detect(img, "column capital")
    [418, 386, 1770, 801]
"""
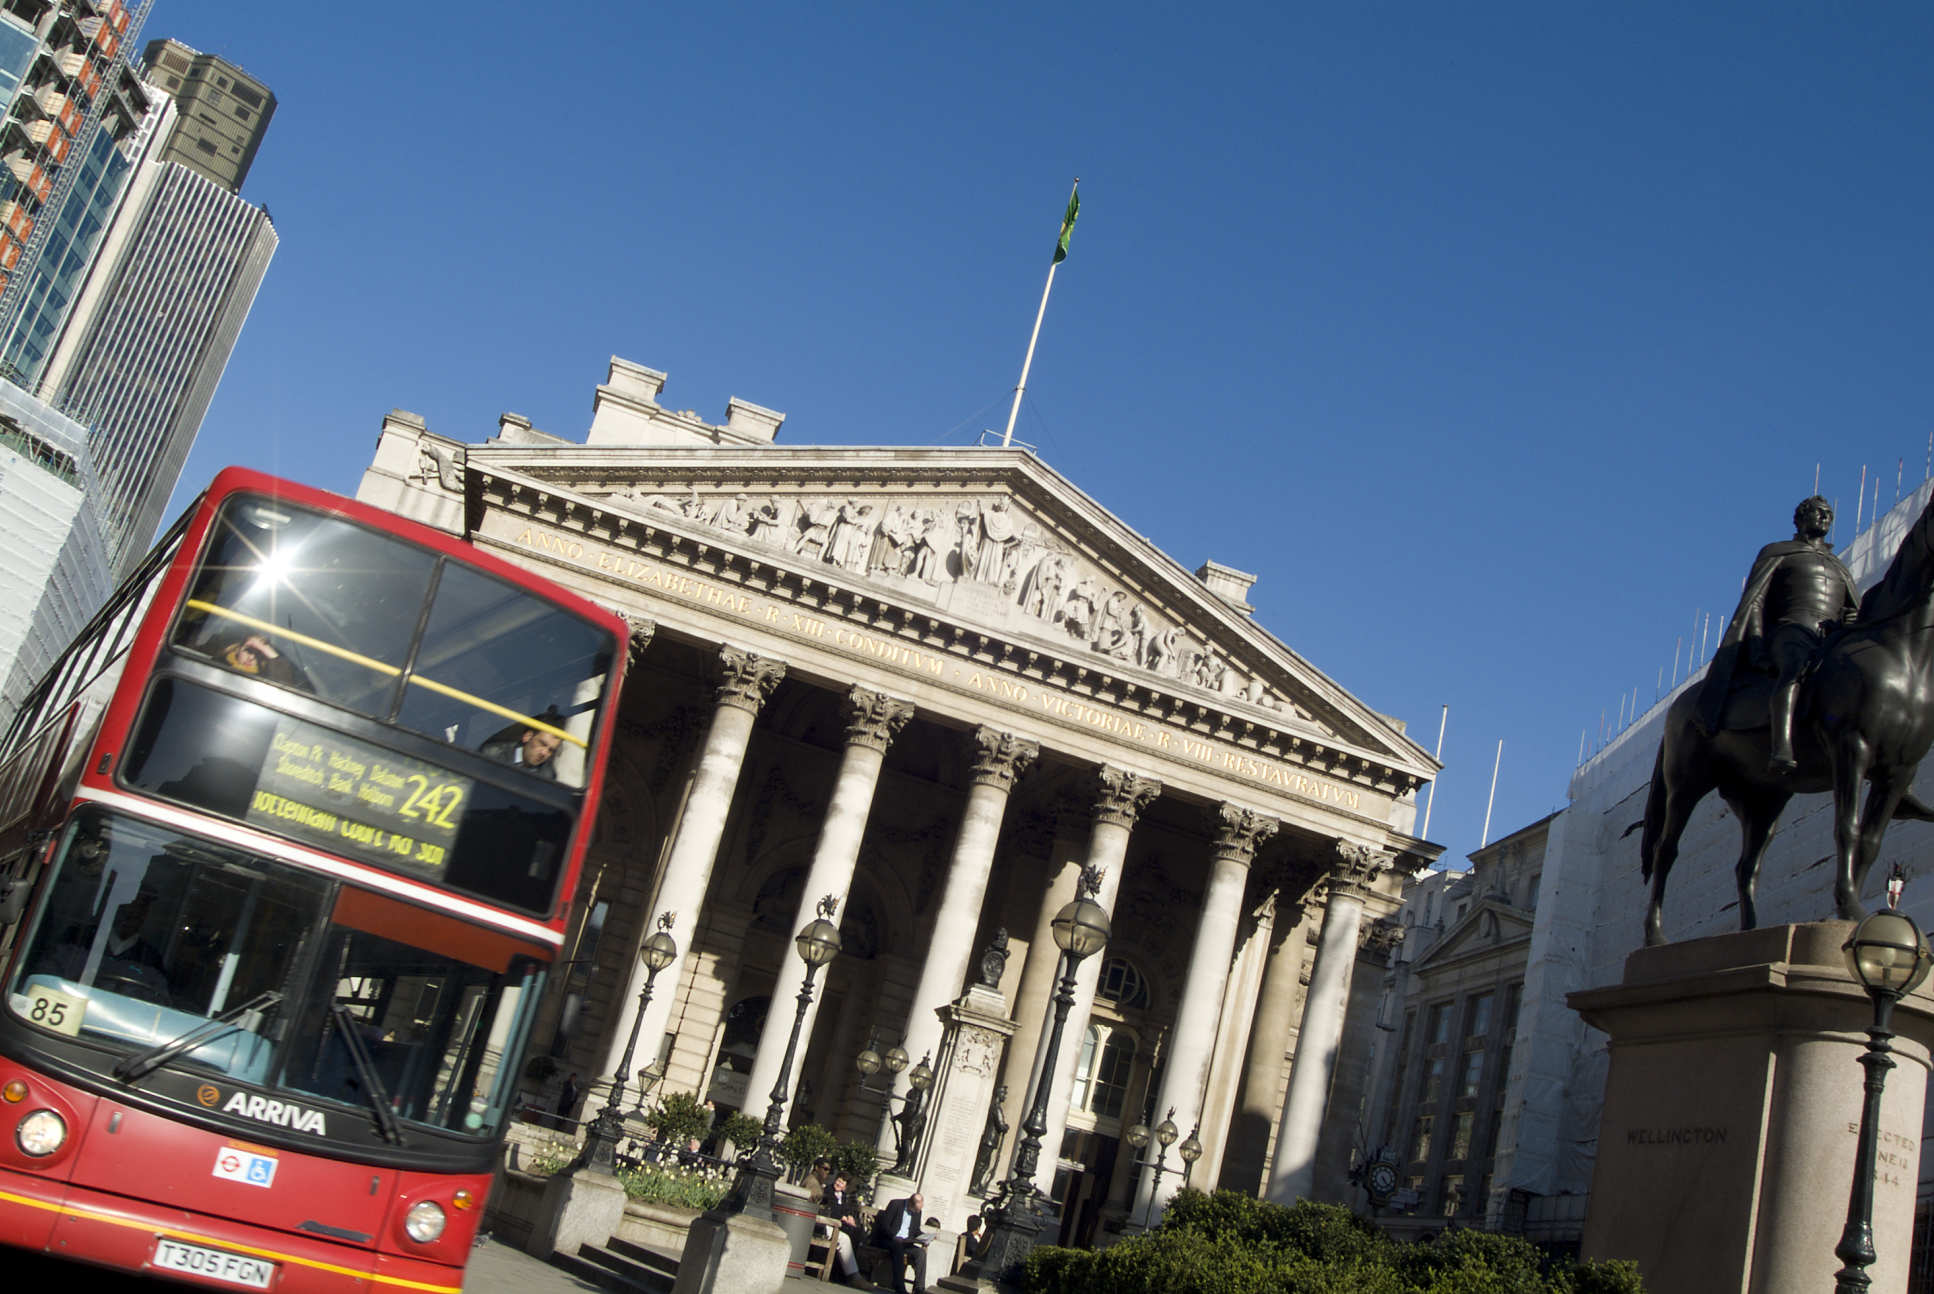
[622, 614, 657, 666]
[1329, 839, 1397, 899]
[716, 646, 786, 713]
[1213, 803, 1280, 866]
[843, 686, 914, 751]
[1093, 766, 1162, 829]
[970, 727, 1038, 790]
[1360, 917, 1404, 960]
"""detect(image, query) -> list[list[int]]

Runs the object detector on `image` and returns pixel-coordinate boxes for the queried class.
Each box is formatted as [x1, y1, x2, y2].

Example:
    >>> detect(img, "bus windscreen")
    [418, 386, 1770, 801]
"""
[171, 496, 615, 790]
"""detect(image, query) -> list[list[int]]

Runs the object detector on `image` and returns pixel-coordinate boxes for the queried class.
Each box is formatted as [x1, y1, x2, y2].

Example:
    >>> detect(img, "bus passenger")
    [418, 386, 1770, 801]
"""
[219, 633, 310, 690]
[481, 721, 561, 780]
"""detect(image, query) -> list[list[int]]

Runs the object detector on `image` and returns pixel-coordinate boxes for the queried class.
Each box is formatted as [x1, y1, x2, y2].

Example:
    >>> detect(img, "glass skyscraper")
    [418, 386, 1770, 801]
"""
[0, 4, 277, 723]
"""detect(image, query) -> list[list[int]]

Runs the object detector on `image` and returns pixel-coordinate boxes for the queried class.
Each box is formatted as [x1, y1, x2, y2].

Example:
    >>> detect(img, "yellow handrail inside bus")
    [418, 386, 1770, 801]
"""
[404, 674, 586, 747]
[184, 599, 588, 749]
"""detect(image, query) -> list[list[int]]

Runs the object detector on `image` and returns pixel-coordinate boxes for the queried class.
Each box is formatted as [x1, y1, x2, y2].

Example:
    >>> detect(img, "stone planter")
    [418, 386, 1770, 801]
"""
[485, 1169, 551, 1250]
[616, 1198, 703, 1256]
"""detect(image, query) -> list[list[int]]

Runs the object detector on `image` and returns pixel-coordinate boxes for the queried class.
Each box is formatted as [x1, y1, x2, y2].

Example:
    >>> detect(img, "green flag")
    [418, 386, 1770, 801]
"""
[1053, 185, 1079, 263]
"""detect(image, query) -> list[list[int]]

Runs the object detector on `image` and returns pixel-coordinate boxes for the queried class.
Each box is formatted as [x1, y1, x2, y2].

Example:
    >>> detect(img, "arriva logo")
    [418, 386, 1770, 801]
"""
[221, 1092, 327, 1136]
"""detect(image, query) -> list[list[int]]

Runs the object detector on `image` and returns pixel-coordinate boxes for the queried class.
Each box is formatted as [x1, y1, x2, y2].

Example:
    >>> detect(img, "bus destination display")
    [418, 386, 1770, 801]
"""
[246, 716, 470, 874]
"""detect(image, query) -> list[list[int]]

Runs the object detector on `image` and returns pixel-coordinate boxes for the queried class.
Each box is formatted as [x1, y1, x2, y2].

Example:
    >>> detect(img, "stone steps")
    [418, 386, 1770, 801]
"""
[550, 1237, 678, 1294]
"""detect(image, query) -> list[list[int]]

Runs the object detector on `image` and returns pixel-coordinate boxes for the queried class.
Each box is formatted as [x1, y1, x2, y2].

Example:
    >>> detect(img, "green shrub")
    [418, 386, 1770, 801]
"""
[1017, 1193, 1642, 1294]
[717, 1111, 763, 1152]
[1161, 1191, 1389, 1266]
[1394, 1227, 1549, 1291]
[645, 1090, 714, 1149]
[778, 1123, 840, 1179]
[832, 1139, 884, 1196]
[1568, 1259, 1645, 1294]
[1022, 1245, 1099, 1293]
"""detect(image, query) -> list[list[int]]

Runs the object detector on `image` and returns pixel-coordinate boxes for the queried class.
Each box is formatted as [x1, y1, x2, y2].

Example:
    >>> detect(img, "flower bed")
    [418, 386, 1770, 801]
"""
[615, 1158, 734, 1210]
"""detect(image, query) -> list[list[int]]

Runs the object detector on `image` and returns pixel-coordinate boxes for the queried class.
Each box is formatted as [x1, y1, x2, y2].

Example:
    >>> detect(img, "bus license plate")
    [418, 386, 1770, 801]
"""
[152, 1237, 276, 1289]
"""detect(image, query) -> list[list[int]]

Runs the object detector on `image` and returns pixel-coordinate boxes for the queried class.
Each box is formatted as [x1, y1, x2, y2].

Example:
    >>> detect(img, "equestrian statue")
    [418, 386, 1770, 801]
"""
[1641, 493, 1934, 945]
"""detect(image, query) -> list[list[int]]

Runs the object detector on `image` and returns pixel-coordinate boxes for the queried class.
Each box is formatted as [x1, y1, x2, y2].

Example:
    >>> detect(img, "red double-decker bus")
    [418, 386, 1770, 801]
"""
[0, 468, 627, 1292]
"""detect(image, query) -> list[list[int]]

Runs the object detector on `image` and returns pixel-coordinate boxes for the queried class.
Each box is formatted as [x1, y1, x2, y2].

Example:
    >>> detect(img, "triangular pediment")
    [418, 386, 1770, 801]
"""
[1412, 896, 1534, 972]
[448, 442, 1437, 790]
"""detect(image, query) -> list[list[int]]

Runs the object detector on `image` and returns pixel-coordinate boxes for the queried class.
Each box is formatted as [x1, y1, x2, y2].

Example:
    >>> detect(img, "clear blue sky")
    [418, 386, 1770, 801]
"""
[154, 2, 1934, 871]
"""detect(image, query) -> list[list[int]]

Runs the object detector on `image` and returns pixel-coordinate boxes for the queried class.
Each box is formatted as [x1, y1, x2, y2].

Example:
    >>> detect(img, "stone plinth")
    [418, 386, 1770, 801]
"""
[1570, 921, 1934, 1294]
[524, 1168, 628, 1261]
[671, 1207, 791, 1294]
[920, 983, 1019, 1229]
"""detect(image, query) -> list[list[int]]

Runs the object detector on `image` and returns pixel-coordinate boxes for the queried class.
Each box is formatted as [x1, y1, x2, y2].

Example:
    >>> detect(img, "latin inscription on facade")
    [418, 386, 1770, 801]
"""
[500, 519, 1375, 816]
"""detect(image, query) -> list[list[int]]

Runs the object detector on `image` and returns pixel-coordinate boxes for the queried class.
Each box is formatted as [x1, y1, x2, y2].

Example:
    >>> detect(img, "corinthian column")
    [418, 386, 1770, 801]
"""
[1220, 893, 1317, 1194]
[1134, 804, 1279, 1222]
[602, 645, 784, 1085]
[881, 727, 1037, 1157]
[1030, 766, 1160, 1192]
[1266, 840, 1393, 1204]
[741, 686, 913, 1115]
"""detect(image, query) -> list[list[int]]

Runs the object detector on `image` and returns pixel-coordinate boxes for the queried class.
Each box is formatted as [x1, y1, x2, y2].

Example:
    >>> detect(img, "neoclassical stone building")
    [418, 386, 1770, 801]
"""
[356, 357, 1441, 1243]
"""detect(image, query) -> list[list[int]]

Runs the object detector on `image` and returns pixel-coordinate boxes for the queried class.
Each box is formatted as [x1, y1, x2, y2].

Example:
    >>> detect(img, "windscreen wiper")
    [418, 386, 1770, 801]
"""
[112, 990, 283, 1083]
[331, 1001, 405, 1146]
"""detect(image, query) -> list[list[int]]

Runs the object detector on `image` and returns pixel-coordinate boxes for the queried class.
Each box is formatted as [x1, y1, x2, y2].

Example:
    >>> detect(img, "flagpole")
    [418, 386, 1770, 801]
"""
[1002, 178, 1079, 448]
[1002, 259, 1060, 447]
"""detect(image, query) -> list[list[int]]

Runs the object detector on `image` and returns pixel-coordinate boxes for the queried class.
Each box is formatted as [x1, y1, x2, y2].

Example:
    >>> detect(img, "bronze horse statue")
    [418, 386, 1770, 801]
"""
[1641, 490, 1934, 945]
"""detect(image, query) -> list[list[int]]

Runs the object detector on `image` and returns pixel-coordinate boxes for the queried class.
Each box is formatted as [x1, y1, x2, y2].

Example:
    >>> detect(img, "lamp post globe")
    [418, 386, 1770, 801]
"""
[1179, 1125, 1204, 1187]
[1051, 893, 1111, 960]
[1844, 910, 1934, 997]
[1835, 897, 1934, 1293]
[641, 925, 678, 974]
[796, 914, 842, 968]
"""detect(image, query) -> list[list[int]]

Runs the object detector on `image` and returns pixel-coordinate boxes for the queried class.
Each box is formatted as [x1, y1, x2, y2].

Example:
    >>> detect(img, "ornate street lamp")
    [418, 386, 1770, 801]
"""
[721, 895, 843, 1221]
[979, 865, 1111, 1281]
[1835, 880, 1933, 1293]
[577, 913, 678, 1174]
[1127, 1108, 1180, 1228]
[1178, 1124, 1203, 1189]
[857, 1036, 910, 1153]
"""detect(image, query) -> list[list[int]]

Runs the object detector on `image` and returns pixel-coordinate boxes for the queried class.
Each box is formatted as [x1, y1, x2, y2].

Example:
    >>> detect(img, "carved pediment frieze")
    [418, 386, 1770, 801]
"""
[596, 481, 1335, 737]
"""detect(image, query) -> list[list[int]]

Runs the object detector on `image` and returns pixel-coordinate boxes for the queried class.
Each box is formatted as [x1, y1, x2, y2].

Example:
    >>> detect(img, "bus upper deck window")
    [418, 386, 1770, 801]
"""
[176, 500, 435, 718]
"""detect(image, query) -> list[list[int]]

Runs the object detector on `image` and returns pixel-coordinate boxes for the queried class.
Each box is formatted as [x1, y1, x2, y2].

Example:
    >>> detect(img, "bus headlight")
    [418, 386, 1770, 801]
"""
[403, 1200, 446, 1243]
[16, 1109, 66, 1157]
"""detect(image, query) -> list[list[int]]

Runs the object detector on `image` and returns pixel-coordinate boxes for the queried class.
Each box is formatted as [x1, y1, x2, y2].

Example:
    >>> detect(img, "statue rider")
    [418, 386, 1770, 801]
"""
[1696, 495, 1858, 772]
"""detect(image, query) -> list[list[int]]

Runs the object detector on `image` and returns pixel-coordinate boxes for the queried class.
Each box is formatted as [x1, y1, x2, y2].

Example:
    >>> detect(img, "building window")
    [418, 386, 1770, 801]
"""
[1409, 1115, 1434, 1164]
[1423, 1055, 1446, 1105]
[1450, 1112, 1475, 1161]
[1468, 991, 1495, 1040]
[1070, 1023, 1135, 1122]
[1427, 1002, 1451, 1045]
[1097, 956, 1149, 1009]
[1459, 1050, 1484, 1100]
